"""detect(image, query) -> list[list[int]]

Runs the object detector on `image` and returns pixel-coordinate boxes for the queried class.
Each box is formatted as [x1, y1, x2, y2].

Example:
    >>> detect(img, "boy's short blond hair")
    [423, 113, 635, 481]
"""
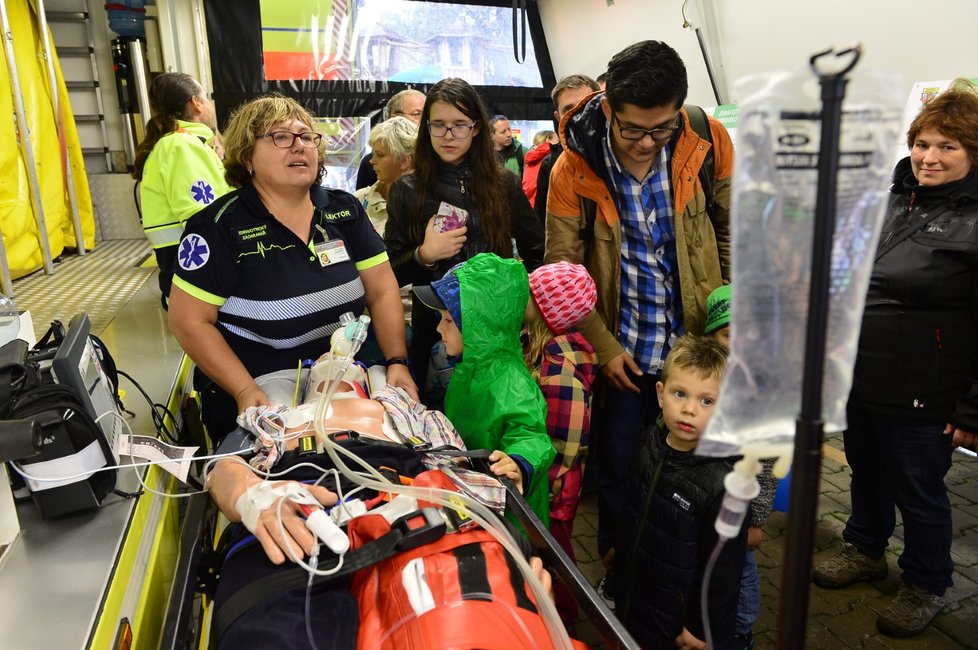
[661, 335, 728, 384]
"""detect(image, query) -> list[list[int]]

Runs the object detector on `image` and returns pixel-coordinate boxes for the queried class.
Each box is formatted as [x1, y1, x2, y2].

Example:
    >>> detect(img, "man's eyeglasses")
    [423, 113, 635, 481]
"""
[259, 131, 323, 148]
[395, 110, 424, 119]
[428, 122, 478, 139]
[613, 114, 679, 142]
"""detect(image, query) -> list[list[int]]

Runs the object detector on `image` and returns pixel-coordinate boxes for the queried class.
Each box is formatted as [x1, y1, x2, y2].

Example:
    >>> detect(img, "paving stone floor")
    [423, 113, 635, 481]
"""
[569, 432, 978, 649]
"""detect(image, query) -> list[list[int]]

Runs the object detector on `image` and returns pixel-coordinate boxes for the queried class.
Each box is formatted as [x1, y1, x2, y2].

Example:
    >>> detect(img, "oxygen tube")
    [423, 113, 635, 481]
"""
[700, 455, 762, 649]
[309, 314, 572, 649]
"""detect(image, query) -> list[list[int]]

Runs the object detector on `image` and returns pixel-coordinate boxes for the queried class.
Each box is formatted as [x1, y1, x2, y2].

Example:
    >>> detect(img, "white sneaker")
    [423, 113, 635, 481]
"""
[596, 575, 615, 611]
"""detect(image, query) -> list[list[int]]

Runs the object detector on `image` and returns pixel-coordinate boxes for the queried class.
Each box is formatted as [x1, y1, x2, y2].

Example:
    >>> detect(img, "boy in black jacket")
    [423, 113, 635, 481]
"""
[615, 335, 747, 649]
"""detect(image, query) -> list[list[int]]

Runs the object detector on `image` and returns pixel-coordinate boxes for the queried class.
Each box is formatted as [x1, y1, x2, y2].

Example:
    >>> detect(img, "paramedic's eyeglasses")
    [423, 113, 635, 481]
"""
[428, 122, 478, 139]
[260, 131, 323, 148]
[613, 114, 679, 142]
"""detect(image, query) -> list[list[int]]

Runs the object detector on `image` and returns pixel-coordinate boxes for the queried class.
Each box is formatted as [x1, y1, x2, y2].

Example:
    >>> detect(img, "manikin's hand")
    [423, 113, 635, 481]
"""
[418, 216, 467, 263]
[601, 351, 643, 393]
[251, 483, 338, 565]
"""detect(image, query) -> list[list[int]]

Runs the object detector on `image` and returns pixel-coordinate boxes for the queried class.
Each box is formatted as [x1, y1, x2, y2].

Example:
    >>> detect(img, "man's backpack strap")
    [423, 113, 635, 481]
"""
[684, 103, 716, 220]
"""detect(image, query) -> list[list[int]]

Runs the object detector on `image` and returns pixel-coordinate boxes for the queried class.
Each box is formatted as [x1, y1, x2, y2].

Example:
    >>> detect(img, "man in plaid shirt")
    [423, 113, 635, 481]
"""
[543, 40, 734, 606]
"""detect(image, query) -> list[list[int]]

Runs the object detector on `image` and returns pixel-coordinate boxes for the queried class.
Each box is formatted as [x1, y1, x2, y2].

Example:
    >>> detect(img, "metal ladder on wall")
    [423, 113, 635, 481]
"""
[46, 0, 113, 173]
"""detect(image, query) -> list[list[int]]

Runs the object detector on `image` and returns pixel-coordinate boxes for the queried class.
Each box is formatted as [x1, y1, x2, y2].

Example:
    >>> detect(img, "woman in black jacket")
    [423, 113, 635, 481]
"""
[813, 79, 978, 638]
[384, 78, 544, 393]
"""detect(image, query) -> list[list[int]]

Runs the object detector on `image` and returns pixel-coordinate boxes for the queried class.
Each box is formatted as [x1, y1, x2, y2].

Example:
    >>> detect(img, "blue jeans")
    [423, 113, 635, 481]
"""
[593, 370, 661, 557]
[842, 403, 953, 596]
[735, 550, 760, 635]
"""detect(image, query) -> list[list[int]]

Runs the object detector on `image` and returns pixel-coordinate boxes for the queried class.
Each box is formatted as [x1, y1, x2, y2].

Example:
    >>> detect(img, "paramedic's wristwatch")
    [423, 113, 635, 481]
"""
[385, 356, 409, 368]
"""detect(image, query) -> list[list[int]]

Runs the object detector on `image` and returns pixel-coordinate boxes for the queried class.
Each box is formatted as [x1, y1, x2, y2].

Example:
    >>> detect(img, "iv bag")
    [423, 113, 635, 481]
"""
[697, 66, 905, 459]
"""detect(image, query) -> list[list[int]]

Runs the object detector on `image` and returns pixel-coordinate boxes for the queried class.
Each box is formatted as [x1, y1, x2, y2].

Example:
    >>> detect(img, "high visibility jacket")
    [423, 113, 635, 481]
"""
[140, 120, 231, 249]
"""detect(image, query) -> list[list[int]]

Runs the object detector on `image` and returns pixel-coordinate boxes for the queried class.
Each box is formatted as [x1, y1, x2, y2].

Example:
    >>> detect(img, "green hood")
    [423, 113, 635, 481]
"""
[444, 254, 555, 523]
[457, 253, 527, 365]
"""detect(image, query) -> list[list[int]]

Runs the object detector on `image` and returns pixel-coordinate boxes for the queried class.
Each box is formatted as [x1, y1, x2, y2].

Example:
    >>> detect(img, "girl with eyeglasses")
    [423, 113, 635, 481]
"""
[169, 95, 417, 443]
[385, 77, 544, 395]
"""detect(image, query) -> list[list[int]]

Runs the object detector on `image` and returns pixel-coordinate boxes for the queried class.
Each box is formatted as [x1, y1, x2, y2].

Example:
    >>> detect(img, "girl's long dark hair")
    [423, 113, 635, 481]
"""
[132, 72, 200, 180]
[411, 78, 511, 256]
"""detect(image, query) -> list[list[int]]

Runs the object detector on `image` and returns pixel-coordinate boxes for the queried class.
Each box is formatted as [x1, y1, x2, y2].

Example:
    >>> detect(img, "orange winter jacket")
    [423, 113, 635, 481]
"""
[544, 94, 734, 366]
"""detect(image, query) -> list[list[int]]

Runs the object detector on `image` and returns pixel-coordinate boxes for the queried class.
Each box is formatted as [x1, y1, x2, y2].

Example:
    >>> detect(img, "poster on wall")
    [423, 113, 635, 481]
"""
[895, 77, 978, 165]
[705, 103, 739, 147]
[257, 0, 544, 86]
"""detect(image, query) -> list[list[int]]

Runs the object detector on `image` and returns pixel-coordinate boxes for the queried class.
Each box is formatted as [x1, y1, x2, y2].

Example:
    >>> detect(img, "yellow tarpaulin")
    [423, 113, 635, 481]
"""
[1, 0, 95, 280]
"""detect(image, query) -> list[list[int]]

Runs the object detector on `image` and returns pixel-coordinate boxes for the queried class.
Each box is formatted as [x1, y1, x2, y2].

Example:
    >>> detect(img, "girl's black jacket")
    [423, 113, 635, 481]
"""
[383, 160, 543, 391]
[383, 160, 544, 286]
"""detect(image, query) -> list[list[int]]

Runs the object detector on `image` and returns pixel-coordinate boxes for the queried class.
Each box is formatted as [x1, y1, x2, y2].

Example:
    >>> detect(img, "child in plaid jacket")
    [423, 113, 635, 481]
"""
[524, 262, 599, 623]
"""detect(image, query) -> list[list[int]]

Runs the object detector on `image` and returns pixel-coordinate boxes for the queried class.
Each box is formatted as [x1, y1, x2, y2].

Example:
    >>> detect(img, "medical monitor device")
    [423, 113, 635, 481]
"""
[50, 313, 122, 462]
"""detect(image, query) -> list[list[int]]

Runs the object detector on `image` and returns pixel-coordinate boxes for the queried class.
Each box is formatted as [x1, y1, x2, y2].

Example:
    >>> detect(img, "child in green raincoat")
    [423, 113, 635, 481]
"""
[414, 253, 555, 523]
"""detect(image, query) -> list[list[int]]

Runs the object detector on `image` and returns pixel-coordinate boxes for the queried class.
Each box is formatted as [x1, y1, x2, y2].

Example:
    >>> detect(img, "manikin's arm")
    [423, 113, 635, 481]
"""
[207, 458, 336, 564]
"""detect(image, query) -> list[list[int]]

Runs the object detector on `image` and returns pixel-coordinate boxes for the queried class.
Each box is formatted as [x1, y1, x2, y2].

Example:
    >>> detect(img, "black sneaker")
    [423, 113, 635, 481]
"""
[596, 574, 615, 611]
[732, 630, 754, 650]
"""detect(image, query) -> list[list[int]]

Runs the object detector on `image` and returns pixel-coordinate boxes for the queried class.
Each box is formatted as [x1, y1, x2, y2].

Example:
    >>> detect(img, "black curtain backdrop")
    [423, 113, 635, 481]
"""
[203, 0, 556, 129]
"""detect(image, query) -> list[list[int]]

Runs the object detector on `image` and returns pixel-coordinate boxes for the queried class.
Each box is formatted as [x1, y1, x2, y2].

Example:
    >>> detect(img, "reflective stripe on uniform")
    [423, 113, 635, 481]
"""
[354, 250, 389, 271]
[171, 275, 226, 307]
[144, 223, 185, 248]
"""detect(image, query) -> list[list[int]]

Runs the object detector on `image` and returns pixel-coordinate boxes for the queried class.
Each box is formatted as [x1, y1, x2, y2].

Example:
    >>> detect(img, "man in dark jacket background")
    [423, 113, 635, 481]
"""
[533, 74, 600, 223]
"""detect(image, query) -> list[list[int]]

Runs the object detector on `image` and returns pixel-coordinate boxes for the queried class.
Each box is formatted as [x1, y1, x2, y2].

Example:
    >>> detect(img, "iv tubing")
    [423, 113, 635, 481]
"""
[310, 324, 572, 649]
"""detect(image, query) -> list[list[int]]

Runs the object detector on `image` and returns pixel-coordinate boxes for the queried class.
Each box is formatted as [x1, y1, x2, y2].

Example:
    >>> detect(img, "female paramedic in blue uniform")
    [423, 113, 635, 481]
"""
[168, 95, 418, 443]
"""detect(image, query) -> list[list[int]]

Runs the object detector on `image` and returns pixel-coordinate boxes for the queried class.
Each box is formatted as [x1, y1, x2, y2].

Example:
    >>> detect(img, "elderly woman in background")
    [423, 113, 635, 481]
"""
[813, 79, 978, 638]
[354, 116, 418, 236]
[168, 95, 417, 443]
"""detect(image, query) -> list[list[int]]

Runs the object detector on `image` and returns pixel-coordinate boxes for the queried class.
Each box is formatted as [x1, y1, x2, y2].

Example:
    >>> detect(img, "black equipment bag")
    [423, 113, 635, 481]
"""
[0, 327, 119, 518]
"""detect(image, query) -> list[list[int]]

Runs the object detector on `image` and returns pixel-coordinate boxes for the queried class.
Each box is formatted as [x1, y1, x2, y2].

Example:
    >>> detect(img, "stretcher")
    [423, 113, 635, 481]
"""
[157, 411, 637, 649]
[158, 314, 637, 649]
[160, 474, 636, 649]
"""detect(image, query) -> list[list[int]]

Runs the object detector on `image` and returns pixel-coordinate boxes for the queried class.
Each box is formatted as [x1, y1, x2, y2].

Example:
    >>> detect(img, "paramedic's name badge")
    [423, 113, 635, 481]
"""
[314, 238, 350, 267]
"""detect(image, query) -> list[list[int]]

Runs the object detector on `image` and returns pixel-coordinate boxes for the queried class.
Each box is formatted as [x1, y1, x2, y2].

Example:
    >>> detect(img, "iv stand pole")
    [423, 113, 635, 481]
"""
[777, 45, 862, 649]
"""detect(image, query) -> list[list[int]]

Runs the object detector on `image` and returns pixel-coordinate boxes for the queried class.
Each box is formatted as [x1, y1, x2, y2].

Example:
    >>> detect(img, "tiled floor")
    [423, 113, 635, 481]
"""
[11, 239, 154, 337]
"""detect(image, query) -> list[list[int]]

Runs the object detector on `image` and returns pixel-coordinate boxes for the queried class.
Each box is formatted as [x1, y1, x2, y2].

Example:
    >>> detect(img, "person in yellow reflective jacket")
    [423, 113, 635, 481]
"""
[133, 72, 231, 309]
